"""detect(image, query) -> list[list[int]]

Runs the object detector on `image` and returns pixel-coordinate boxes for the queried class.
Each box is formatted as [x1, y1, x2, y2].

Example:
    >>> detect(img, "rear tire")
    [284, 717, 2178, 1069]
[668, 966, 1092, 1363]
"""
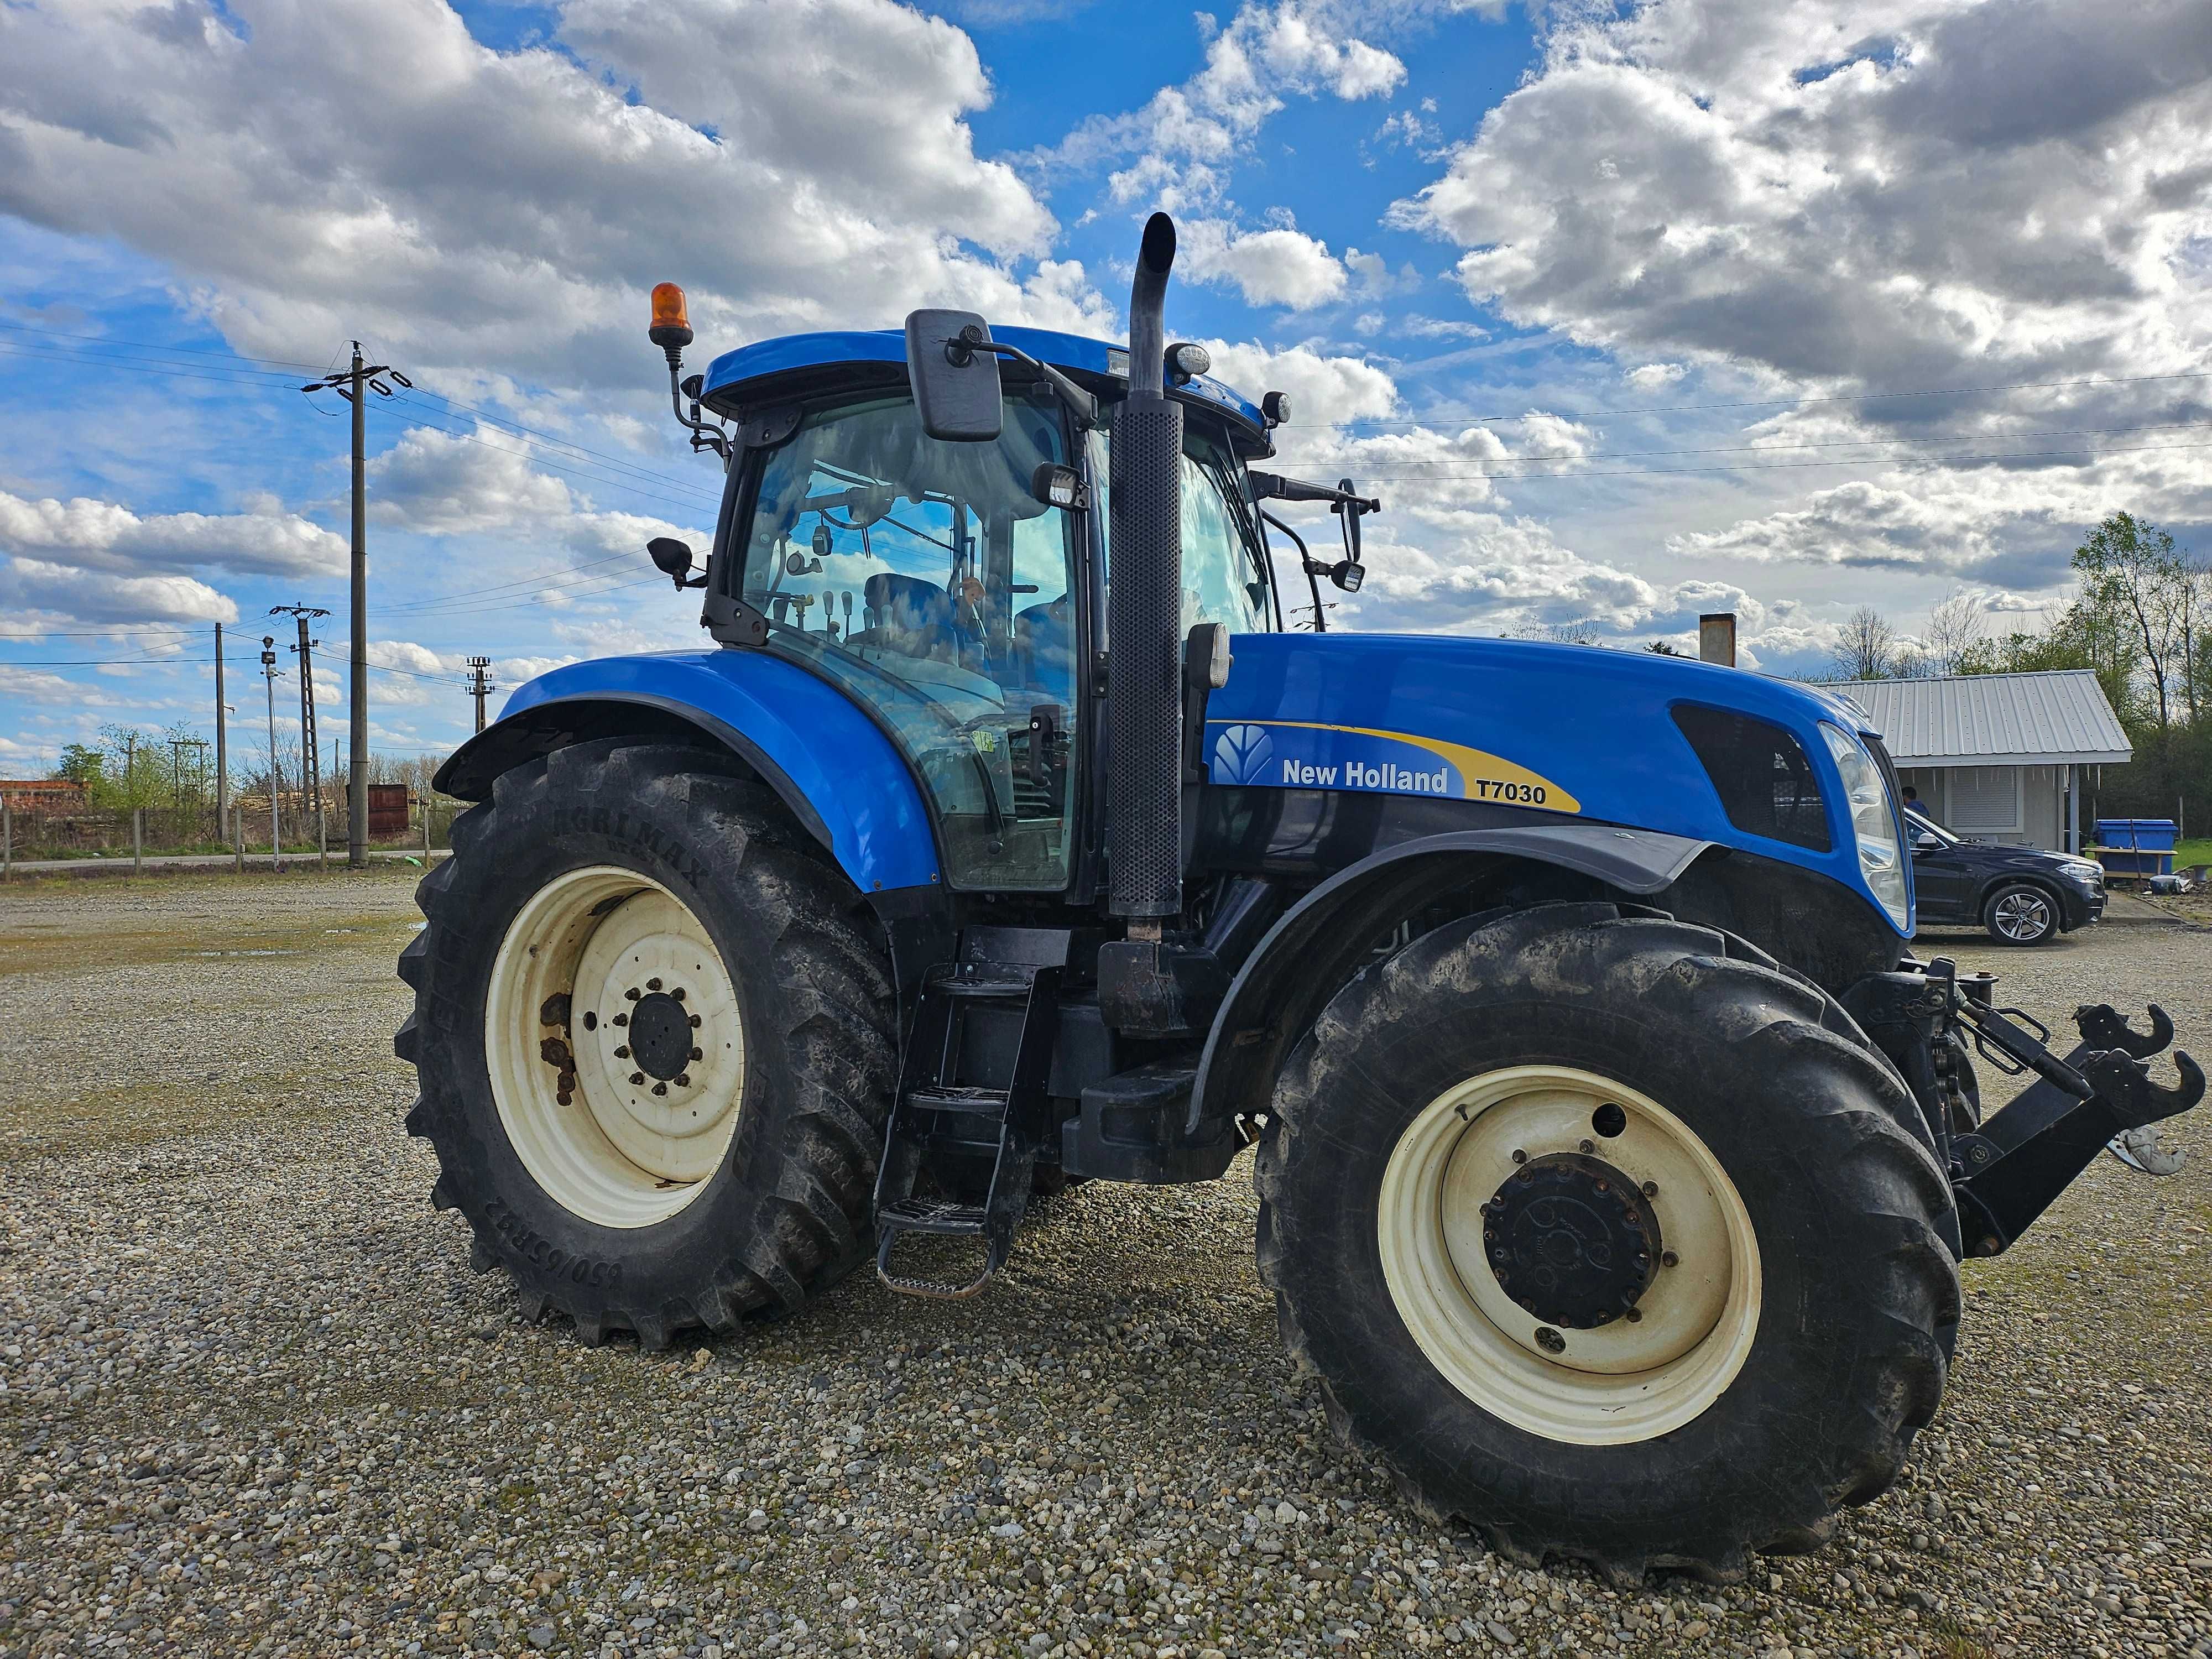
[1983, 881, 2059, 945]
[395, 737, 896, 1348]
[1255, 902, 1959, 1582]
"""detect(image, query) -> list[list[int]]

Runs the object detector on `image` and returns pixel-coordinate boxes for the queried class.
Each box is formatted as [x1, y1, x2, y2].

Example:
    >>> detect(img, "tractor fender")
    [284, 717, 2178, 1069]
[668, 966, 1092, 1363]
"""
[1187, 825, 1709, 1137]
[432, 651, 940, 895]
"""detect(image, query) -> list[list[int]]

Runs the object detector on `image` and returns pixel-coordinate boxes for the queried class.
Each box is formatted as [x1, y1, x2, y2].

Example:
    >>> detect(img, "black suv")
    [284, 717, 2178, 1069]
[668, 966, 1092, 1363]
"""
[1906, 807, 2105, 945]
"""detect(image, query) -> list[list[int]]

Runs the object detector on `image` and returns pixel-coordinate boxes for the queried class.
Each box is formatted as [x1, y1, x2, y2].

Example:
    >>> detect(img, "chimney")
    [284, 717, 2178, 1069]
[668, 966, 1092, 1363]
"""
[1698, 612, 1736, 667]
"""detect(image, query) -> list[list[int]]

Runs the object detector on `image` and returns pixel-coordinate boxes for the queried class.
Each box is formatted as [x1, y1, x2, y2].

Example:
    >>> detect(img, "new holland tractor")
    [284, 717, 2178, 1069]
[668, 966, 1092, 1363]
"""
[398, 213, 2201, 1579]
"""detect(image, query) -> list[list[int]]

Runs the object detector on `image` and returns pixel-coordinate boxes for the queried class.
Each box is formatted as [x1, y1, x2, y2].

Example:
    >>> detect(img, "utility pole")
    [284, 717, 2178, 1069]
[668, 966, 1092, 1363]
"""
[261, 637, 283, 870]
[214, 622, 228, 831]
[466, 657, 495, 733]
[274, 605, 331, 868]
[299, 346, 410, 870]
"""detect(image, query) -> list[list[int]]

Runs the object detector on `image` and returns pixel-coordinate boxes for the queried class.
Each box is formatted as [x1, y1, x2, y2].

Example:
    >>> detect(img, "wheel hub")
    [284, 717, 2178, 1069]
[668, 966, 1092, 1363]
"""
[1483, 1152, 1661, 1329]
[627, 989, 693, 1081]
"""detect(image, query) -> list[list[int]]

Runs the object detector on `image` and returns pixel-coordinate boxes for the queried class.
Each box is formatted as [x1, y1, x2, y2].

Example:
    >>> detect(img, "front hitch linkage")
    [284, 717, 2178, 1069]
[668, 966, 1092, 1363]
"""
[1923, 961, 2205, 1256]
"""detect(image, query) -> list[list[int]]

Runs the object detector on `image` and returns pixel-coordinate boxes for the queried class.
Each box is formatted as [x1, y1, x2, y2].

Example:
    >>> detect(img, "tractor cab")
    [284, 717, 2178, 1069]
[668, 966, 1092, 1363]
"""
[681, 325, 1288, 894]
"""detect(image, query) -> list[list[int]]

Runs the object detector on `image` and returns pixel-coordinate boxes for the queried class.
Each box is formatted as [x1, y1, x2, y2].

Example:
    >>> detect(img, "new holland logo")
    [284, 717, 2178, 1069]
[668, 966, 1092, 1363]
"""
[1212, 723, 1274, 785]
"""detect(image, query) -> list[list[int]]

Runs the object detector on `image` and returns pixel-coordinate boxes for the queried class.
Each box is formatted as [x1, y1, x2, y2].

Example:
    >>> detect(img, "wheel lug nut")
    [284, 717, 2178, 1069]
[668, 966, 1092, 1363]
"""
[625, 988, 640, 1002]
[652, 1082, 668, 1096]
[688, 1014, 701, 1029]
[613, 1012, 628, 1027]
[1510, 1149, 1528, 1165]
[614, 1046, 630, 1059]
[671, 987, 686, 1003]
[1625, 1307, 1643, 1323]
[675, 1073, 691, 1088]
[690, 1046, 703, 1061]
[646, 977, 663, 992]
[1641, 1180, 1659, 1197]
[1662, 1249, 1679, 1268]
[1578, 1139, 1595, 1153]
[629, 1072, 645, 1085]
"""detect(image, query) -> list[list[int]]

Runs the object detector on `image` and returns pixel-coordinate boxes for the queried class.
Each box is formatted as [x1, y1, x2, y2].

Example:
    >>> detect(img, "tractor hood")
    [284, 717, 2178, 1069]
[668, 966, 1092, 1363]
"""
[1202, 630, 1910, 932]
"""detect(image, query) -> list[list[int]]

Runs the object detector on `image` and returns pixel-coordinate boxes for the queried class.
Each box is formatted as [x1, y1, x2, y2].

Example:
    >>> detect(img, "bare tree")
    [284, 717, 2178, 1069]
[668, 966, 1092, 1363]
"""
[1922, 591, 1988, 676]
[1511, 617, 1601, 646]
[1829, 607, 1902, 680]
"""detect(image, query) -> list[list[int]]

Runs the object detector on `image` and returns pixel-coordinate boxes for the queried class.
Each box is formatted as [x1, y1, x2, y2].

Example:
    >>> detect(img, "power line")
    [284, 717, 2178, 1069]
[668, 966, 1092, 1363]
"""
[1326, 367, 2212, 429]
[1271, 416, 2212, 469]
[0, 317, 721, 502]
[1340, 436, 2212, 484]
[0, 318, 329, 372]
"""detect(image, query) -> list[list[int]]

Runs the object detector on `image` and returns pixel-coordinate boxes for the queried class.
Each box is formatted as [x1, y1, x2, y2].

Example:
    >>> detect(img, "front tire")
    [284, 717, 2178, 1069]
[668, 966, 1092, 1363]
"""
[1255, 903, 1959, 1582]
[395, 738, 896, 1347]
[1984, 881, 2059, 945]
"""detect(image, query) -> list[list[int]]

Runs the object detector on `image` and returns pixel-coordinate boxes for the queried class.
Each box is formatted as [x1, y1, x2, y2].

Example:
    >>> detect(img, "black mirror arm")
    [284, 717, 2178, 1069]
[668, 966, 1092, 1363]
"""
[1261, 508, 1328, 635]
[1249, 470, 1381, 514]
[965, 338, 1099, 430]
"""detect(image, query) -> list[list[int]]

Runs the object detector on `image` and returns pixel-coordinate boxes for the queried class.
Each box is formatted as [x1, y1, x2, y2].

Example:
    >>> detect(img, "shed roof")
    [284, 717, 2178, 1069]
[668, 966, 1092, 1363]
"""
[1826, 670, 2132, 766]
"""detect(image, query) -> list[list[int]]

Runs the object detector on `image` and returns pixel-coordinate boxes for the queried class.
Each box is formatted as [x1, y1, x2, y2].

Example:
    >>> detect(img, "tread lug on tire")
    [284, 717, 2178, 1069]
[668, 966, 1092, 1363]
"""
[394, 736, 895, 1349]
[1257, 901, 1959, 1583]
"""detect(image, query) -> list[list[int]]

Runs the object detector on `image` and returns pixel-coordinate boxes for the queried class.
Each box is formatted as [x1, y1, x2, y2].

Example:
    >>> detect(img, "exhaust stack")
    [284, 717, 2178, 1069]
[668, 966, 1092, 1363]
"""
[1108, 213, 1186, 926]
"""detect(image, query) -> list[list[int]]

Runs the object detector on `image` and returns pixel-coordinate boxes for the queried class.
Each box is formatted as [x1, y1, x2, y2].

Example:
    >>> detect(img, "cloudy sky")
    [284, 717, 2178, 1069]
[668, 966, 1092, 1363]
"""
[3, 0, 2210, 770]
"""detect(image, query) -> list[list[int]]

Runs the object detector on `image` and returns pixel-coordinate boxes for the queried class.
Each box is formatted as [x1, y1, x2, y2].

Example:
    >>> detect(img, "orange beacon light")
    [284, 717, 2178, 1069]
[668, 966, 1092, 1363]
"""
[649, 283, 693, 360]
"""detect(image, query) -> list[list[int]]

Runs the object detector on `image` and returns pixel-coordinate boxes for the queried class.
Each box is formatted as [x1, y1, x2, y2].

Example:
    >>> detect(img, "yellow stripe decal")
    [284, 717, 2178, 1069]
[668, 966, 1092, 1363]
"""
[1245, 719, 1580, 814]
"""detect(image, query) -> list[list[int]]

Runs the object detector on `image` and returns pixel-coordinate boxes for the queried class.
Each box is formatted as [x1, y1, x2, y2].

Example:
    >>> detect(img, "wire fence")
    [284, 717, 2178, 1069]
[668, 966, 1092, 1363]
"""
[0, 794, 466, 865]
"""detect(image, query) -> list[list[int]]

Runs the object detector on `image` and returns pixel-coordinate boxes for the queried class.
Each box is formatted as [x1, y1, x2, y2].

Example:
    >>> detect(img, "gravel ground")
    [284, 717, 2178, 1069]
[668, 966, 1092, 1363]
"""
[1, 870, 2208, 1659]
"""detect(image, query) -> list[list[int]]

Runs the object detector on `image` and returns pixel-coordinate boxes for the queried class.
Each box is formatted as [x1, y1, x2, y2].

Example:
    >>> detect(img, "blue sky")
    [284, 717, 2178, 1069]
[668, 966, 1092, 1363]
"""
[3, 0, 2210, 773]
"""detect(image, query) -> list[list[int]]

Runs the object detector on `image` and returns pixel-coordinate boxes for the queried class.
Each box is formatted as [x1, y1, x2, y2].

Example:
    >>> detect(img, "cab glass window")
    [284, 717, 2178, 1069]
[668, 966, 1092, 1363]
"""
[741, 393, 1078, 890]
[1089, 414, 1273, 638]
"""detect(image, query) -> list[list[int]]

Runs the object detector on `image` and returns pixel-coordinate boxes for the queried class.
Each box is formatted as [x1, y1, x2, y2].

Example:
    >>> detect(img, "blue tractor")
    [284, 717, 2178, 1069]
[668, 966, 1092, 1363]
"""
[398, 215, 2199, 1580]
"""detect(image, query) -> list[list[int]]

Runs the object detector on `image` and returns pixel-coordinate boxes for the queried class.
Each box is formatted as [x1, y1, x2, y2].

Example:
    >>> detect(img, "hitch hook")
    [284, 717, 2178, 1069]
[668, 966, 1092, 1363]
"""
[2079, 1047, 2206, 1129]
[2074, 1002, 2174, 1061]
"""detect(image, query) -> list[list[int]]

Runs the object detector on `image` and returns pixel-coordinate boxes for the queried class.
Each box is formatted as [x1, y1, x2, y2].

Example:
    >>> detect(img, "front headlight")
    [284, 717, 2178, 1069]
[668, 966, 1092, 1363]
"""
[2060, 859, 2103, 884]
[1820, 722, 1909, 929]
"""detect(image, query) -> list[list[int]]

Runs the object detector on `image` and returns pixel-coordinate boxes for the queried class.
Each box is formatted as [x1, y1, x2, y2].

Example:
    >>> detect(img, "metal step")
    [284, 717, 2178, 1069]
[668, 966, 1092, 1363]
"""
[872, 952, 1063, 1300]
[876, 1196, 988, 1237]
[904, 1084, 1014, 1117]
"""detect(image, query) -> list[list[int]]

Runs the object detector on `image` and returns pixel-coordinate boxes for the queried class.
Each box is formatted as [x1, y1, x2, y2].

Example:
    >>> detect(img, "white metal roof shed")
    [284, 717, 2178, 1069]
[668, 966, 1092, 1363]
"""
[1828, 670, 2132, 767]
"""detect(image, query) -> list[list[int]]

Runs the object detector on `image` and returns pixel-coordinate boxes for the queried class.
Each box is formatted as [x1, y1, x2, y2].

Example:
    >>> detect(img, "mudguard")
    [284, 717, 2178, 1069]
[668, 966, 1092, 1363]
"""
[434, 650, 940, 895]
[1187, 826, 1709, 1136]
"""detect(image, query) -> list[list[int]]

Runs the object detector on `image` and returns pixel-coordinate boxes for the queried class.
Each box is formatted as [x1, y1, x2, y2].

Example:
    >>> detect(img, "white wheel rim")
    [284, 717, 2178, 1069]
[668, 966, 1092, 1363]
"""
[484, 866, 747, 1228]
[1995, 891, 2048, 940]
[1377, 1065, 1761, 1445]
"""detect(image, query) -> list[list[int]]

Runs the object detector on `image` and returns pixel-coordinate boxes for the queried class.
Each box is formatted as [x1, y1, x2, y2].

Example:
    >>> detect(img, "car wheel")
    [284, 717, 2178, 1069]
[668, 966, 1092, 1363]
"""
[1984, 882, 2058, 945]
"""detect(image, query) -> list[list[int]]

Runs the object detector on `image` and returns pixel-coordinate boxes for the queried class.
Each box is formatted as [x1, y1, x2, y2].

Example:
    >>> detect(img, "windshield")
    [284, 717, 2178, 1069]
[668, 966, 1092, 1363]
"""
[742, 392, 1078, 890]
[1089, 414, 1274, 638]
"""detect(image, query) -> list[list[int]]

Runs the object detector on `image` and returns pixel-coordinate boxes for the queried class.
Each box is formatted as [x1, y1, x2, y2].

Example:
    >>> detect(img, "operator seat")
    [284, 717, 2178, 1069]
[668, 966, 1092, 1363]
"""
[863, 572, 958, 663]
[1014, 596, 1075, 696]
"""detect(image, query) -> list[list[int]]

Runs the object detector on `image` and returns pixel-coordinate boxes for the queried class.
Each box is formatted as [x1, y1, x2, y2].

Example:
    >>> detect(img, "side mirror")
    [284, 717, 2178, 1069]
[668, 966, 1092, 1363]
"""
[1915, 831, 1943, 853]
[1329, 560, 1364, 593]
[647, 536, 693, 588]
[904, 309, 1003, 442]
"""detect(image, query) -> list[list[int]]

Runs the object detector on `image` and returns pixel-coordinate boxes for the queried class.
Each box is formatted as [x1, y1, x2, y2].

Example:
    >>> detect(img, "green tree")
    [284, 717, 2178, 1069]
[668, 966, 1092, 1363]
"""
[53, 743, 105, 787]
[2072, 512, 2192, 735]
